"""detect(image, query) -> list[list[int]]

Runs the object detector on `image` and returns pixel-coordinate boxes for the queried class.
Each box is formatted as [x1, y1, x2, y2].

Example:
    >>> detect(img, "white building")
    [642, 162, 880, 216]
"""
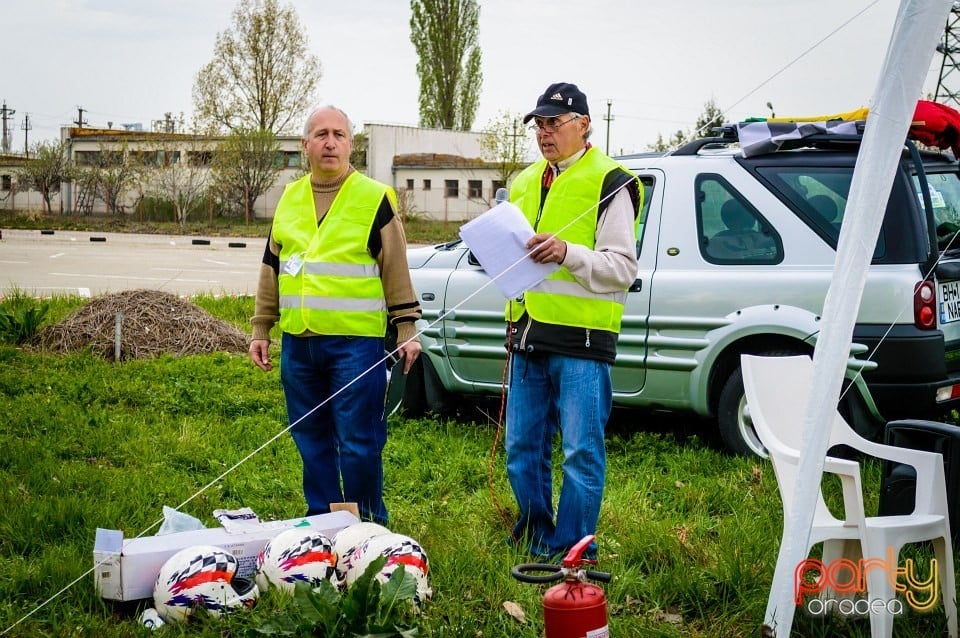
[0, 127, 304, 218]
[365, 123, 520, 222]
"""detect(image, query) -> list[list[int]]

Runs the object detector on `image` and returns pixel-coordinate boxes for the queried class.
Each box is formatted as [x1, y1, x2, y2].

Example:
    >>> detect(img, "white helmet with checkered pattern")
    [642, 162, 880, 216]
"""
[255, 528, 340, 593]
[345, 532, 432, 608]
[153, 544, 258, 623]
[331, 521, 391, 582]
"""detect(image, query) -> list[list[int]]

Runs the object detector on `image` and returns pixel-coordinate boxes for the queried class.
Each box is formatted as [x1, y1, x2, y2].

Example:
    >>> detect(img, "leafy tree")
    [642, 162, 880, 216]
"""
[351, 131, 368, 173]
[193, 0, 321, 134]
[480, 110, 531, 185]
[210, 127, 281, 222]
[648, 98, 725, 151]
[15, 140, 71, 214]
[409, 0, 483, 130]
[693, 97, 724, 137]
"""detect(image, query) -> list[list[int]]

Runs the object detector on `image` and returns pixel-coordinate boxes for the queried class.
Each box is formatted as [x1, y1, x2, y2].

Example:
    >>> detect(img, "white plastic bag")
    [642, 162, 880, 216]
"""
[157, 506, 206, 535]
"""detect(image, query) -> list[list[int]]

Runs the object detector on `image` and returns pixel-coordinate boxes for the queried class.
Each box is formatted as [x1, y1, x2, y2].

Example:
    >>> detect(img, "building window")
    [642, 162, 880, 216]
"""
[492, 180, 506, 199]
[445, 179, 459, 198]
[1, 174, 10, 191]
[468, 180, 482, 199]
[423, 179, 431, 191]
[406, 179, 414, 190]
[274, 151, 302, 168]
[187, 151, 213, 166]
[74, 150, 101, 167]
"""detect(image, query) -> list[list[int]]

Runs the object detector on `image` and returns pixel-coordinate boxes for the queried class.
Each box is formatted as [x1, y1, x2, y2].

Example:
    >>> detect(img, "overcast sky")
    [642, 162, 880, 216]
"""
[1, 0, 935, 156]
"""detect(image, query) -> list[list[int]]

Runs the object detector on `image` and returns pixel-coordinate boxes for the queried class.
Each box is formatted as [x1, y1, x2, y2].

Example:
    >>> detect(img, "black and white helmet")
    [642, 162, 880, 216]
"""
[153, 544, 258, 623]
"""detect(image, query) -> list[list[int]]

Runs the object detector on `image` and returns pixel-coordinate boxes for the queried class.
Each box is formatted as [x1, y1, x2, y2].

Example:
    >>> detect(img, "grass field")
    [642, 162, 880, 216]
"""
[0, 283, 954, 637]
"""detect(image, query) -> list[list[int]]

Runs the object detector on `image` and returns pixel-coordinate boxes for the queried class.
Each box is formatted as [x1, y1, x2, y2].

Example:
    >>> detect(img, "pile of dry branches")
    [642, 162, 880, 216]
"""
[34, 289, 249, 360]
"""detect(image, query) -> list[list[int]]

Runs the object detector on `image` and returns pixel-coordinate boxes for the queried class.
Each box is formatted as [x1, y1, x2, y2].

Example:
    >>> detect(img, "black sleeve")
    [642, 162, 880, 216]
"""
[367, 195, 395, 257]
[599, 168, 641, 219]
[262, 229, 280, 275]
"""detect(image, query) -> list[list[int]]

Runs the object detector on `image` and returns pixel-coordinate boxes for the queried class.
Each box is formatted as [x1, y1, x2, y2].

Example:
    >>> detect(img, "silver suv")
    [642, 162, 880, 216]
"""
[401, 128, 960, 455]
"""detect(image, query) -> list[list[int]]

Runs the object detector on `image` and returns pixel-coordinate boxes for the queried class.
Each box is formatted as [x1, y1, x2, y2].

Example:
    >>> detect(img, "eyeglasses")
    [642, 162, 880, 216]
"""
[529, 115, 581, 133]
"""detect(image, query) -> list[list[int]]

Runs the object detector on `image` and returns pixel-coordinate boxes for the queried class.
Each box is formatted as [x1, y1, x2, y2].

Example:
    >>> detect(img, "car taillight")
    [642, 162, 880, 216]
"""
[914, 280, 937, 330]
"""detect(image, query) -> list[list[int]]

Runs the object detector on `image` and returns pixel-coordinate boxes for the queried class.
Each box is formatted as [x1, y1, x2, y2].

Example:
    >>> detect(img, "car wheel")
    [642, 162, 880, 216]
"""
[717, 366, 767, 457]
[401, 358, 429, 417]
[717, 349, 806, 457]
[401, 356, 452, 417]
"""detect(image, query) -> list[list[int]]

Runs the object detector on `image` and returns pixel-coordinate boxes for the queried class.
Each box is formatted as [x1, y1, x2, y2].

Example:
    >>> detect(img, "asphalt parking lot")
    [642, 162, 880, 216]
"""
[0, 228, 265, 297]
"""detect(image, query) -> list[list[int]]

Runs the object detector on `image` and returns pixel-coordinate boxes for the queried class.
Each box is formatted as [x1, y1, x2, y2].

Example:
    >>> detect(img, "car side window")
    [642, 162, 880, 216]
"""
[636, 175, 655, 257]
[695, 174, 782, 264]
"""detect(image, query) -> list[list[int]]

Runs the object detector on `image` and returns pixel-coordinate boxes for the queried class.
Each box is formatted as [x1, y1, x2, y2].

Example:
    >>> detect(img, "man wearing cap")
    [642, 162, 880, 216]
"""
[504, 82, 642, 559]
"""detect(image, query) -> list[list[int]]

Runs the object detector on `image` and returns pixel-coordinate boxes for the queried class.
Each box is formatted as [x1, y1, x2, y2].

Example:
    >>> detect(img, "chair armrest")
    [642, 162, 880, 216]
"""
[824, 456, 867, 527]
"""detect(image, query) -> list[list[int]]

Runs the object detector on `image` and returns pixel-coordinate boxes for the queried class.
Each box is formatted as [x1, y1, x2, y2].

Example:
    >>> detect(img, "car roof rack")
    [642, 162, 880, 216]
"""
[672, 121, 867, 156]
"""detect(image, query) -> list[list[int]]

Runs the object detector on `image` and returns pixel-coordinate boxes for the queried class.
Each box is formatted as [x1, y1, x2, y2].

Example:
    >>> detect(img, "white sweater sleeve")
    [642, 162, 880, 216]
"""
[561, 188, 639, 294]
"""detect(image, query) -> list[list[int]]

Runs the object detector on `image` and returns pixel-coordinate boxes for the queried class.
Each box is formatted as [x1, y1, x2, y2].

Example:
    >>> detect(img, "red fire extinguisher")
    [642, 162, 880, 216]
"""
[512, 535, 612, 638]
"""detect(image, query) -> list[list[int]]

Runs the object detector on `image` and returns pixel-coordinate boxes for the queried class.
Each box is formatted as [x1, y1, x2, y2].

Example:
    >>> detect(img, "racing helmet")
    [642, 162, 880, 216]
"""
[255, 528, 340, 593]
[331, 521, 391, 582]
[345, 532, 432, 608]
[153, 544, 258, 623]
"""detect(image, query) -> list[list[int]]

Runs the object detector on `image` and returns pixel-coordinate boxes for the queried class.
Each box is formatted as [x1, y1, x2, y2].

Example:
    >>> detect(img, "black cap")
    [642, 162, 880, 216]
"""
[522, 82, 590, 124]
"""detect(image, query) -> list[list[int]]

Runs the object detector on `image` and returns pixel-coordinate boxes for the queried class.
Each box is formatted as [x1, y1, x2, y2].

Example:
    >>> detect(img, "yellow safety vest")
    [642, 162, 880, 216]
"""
[273, 172, 393, 337]
[506, 148, 634, 332]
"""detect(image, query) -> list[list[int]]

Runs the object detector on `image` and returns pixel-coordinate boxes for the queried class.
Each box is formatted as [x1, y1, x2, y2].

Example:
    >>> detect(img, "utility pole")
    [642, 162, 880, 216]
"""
[934, 3, 960, 107]
[604, 99, 614, 155]
[74, 106, 87, 128]
[1, 101, 15, 153]
[21, 113, 31, 157]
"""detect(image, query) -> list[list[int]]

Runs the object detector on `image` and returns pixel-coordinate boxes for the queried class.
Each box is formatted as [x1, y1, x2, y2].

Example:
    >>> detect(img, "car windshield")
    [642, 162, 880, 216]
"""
[913, 170, 960, 252]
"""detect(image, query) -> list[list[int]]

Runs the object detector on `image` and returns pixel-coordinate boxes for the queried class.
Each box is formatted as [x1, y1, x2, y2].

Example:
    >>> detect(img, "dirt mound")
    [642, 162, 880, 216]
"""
[34, 289, 249, 360]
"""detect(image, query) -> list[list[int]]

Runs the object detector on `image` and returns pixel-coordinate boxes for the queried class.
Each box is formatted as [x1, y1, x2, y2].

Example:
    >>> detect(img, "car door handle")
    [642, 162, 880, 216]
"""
[628, 279, 642, 293]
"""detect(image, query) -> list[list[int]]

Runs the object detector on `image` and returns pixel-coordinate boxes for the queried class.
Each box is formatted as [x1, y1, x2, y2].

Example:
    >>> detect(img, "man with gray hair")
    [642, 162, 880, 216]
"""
[505, 82, 641, 560]
[250, 105, 421, 525]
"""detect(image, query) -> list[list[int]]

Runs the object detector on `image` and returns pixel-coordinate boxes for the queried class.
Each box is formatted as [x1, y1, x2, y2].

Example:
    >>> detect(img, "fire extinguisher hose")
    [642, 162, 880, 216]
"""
[511, 563, 612, 584]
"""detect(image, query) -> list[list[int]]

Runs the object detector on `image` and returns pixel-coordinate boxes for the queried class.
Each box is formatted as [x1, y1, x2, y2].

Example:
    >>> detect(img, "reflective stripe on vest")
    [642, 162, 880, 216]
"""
[273, 172, 389, 337]
[506, 148, 633, 332]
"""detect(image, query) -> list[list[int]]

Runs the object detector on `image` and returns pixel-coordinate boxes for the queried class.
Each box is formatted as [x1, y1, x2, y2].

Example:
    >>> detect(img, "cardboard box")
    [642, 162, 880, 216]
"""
[93, 509, 358, 601]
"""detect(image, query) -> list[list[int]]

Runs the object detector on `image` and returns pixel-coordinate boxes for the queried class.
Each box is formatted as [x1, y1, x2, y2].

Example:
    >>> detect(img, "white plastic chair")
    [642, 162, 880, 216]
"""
[741, 353, 957, 638]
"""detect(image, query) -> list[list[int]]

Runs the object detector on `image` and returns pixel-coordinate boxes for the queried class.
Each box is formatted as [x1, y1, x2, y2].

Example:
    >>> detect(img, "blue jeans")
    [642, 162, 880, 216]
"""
[505, 352, 611, 558]
[280, 333, 388, 525]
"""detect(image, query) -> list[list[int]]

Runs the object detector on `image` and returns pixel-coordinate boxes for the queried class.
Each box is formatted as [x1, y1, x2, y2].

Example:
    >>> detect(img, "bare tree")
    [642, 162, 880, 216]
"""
[15, 140, 71, 214]
[480, 110, 532, 185]
[96, 143, 144, 217]
[210, 127, 281, 222]
[150, 136, 211, 227]
[409, 0, 483, 130]
[193, 0, 321, 134]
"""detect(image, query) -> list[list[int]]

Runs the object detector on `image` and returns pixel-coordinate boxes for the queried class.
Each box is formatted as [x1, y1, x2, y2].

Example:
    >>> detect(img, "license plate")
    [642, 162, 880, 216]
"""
[940, 280, 960, 323]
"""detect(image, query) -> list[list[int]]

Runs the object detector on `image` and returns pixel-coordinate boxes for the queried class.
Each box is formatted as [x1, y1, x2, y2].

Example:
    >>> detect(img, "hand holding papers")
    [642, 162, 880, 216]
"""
[458, 201, 560, 299]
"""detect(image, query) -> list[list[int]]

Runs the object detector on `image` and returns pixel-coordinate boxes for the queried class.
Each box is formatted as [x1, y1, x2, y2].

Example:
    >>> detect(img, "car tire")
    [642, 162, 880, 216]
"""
[401, 356, 452, 417]
[717, 349, 805, 457]
[717, 366, 766, 457]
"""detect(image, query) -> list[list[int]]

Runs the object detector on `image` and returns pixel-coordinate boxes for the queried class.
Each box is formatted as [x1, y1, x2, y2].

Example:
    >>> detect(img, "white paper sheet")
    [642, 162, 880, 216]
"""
[458, 201, 559, 298]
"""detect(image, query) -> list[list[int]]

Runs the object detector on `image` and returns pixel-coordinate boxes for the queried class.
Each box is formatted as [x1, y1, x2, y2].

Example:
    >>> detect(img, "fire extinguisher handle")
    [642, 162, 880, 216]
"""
[584, 569, 612, 583]
[511, 563, 565, 583]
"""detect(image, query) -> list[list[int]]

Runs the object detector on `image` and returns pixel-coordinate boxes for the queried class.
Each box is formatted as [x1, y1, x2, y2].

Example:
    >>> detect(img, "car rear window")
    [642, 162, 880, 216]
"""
[914, 169, 960, 253]
[754, 166, 881, 255]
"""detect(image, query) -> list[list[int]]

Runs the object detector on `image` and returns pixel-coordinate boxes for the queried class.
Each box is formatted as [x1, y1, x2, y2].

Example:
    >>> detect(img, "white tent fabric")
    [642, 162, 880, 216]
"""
[762, 0, 954, 635]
